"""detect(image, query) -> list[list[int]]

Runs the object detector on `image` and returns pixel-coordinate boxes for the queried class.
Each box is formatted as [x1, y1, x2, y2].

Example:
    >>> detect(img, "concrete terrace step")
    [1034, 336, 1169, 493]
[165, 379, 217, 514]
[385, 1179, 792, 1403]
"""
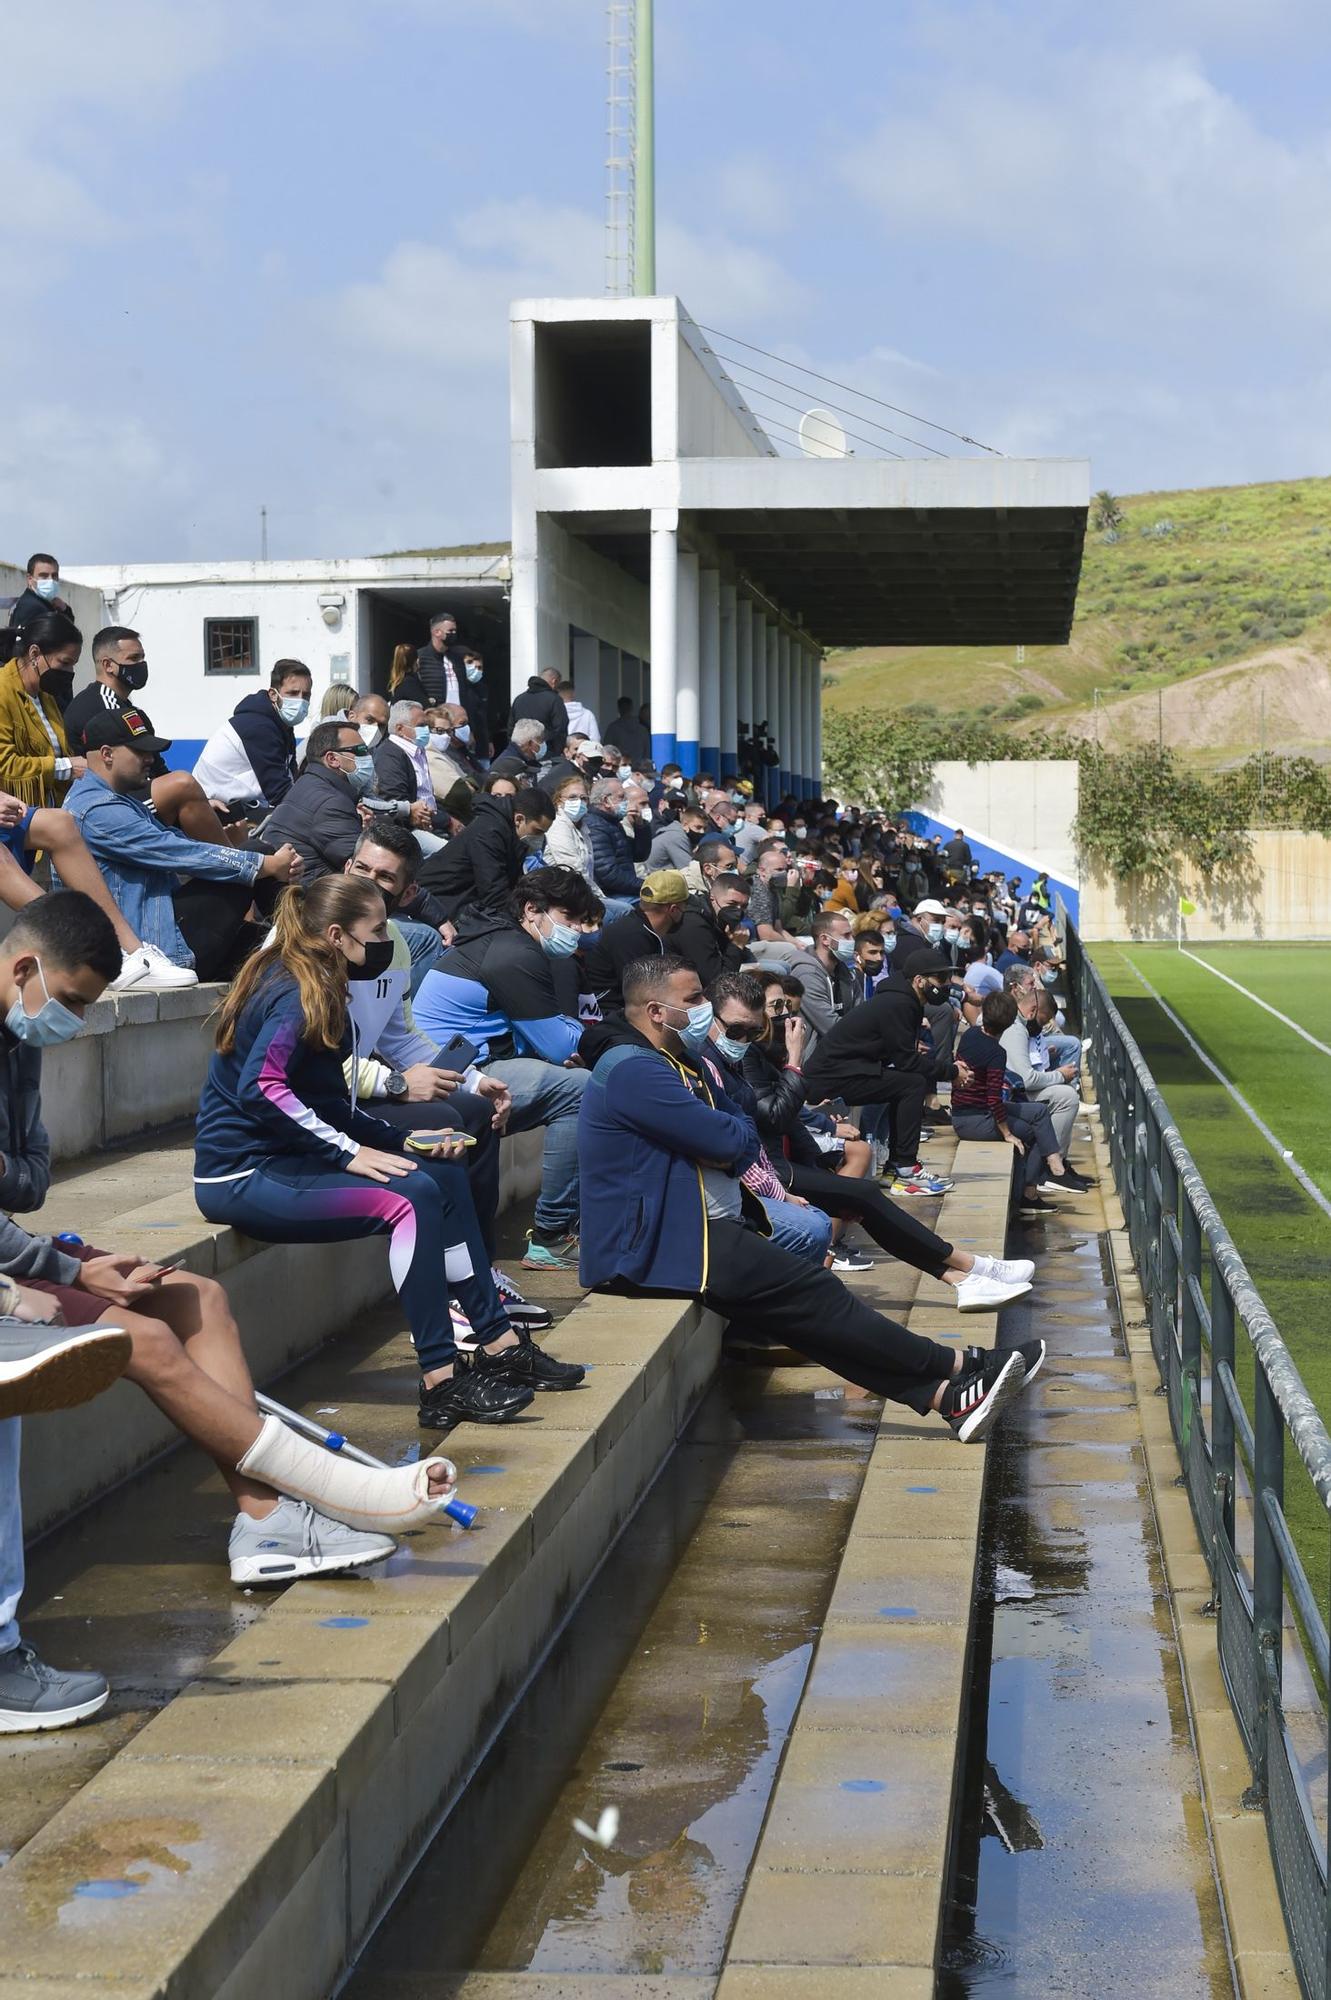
[42, 981, 226, 1164]
[0, 1287, 723, 2000]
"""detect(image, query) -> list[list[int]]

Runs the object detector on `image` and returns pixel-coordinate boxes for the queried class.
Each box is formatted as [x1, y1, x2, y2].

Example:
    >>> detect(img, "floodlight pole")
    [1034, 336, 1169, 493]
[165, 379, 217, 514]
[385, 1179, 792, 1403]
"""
[634, 0, 655, 295]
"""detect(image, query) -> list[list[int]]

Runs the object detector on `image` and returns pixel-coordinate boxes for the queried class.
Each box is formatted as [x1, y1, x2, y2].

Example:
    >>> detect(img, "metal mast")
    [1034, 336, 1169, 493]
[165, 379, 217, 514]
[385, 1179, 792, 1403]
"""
[634, 0, 655, 294]
[605, 1, 636, 293]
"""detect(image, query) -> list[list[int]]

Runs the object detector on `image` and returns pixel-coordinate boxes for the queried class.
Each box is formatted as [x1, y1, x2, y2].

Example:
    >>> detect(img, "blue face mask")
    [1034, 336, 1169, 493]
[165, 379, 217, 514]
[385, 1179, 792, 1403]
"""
[883, 932, 897, 955]
[346, 752, 375, 797]
[714, 1031, 748, 1064]
[279, 695, 309, 725]
[1041, 969, 1058, 986]
[832, 935, 856, 964]
[33, 576, 57, 600]
[453, 722, 471, 745]
[562, 797, 588, 823]
[465, 662, 484, 684]
[538, 914, 581, 958]
[674, 999, 714, 1047]
[926, 922, 945, 944]
[413, 725, 431, 749]
[614, 799, 630, 820]
[618, 764, 632, 781]
[7, 958, 83, 1047]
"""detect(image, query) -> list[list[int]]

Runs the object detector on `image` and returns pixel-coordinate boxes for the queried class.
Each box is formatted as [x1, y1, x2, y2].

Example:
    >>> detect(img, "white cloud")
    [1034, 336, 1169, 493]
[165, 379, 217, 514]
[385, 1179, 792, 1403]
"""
[0, 402, 191, 561]
[840, 46, 1331, 338]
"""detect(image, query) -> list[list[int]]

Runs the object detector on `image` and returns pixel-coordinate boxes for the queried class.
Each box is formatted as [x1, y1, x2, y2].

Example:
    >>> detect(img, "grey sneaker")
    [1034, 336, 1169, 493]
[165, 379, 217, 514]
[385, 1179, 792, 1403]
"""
[229, 1497, 396, 1586]
[0, 1642, 109, 1733]
[0, 1318, 131, 1420]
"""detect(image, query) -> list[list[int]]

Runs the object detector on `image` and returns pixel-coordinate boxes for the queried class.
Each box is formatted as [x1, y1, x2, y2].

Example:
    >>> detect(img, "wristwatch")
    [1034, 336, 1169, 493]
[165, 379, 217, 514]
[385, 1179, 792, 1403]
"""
[384, 1071, 409, 1102]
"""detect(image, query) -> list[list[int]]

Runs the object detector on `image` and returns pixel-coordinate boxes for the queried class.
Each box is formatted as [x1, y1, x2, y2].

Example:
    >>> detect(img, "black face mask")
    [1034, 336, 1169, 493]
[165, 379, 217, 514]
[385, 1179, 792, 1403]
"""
[920, 980, 948, 1005]
[39, 667, 74, 705]
[119, 661, 149, 693]
[346, 938, 395, 981]
[717, 906, 744, 930]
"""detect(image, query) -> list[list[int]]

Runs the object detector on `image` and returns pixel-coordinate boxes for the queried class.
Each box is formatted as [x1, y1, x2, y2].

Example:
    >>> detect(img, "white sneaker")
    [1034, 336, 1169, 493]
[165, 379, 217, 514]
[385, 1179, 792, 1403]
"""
[973, 1254, 1035, 1285]
[1081, 1037, 1094, 1052]
[228, 1498, 394, 1585]
[136, 942, 199, 989]
[954, 1273, 1033, 1313]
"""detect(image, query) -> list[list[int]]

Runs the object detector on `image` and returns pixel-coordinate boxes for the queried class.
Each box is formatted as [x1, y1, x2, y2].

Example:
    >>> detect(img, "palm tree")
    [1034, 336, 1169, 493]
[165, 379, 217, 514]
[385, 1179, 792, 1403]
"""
[1091, 490, 1124, 534]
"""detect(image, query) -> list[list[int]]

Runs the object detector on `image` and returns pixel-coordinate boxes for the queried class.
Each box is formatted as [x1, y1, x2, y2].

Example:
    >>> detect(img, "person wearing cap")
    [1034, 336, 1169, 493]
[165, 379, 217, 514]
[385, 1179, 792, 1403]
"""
[802, 946, 960, 1197]
[63, 711, 303, 979]
[583, 869, 689, 1014]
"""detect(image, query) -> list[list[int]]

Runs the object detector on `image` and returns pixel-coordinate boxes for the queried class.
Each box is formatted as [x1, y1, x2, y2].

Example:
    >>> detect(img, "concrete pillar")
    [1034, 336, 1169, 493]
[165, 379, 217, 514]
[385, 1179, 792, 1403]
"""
[649, 514, 678, 770]
[735, 597, 753, 783]
[811, 644, 823, 794]
[698, 566, 721, 777]
[750, 610, 768, 806]
[719, 582, 738, 780]
[785, 630, 800, 799]
[798, 644, 813, 798]
[675, 548, 701, 775]
[766, 622, 781, 806]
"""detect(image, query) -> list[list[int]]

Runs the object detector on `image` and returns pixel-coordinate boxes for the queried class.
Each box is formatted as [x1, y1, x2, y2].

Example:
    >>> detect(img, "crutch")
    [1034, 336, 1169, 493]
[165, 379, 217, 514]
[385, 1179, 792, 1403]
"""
[255, 1391, 478, 1527]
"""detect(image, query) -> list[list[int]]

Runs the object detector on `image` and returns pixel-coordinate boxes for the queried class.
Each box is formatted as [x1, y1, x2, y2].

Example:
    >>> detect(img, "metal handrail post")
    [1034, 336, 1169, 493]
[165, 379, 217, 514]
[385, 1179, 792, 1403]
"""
[1251, 1364, 1285, 1802]
[1209, 1250, 1236, 1578]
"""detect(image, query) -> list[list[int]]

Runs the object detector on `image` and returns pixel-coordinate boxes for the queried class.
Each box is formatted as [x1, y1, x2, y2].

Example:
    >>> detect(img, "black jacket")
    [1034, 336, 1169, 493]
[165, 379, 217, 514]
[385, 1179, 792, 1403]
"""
[582, 904, 667, 1011]
[228, 689, 300, 806]
[259, 761, 362, 880]
[508, 678, 568, 758]
[416, 791, 524, 919]
[803, 969, 929, 1089]
[371, 735, 449, 833]
[673, 897, 744, 989]
[9, 585, 70, 628]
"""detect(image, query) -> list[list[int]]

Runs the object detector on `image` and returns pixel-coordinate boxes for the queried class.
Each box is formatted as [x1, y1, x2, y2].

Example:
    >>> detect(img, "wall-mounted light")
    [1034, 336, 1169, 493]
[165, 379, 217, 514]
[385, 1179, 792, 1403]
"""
[318, 591, 346, 629]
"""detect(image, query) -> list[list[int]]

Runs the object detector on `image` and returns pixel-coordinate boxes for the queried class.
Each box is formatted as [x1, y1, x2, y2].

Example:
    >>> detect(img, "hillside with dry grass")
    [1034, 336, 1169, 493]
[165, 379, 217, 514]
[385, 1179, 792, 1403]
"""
[822, 475, 1331, 768]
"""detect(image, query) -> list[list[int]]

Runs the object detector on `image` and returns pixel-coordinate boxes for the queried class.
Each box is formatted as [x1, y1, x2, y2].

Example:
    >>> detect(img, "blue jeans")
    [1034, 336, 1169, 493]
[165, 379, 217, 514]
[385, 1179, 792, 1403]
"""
[599, 895, 637, 924]
[0, 1419, 21, 1654]
[1043, 1033, 1081, 1073]
[761, 1195, 833, 1264]
[396, 917, 445, 997]
[486, 1058, 590, 1236]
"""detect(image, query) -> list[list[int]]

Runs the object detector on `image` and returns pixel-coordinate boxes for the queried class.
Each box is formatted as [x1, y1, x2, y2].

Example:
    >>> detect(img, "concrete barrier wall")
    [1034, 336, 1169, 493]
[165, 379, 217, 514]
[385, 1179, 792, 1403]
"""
[42, 983, 222, 1161]
[1080, 828, 1331, 940]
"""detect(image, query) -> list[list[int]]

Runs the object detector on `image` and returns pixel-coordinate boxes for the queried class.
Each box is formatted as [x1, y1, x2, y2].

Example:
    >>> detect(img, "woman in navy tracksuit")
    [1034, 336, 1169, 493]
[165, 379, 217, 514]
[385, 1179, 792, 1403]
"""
[192, 874, 576, 1430]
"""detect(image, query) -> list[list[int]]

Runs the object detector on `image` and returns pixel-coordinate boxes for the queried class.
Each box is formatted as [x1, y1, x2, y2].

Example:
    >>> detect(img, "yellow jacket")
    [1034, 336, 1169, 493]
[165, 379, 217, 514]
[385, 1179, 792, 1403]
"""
[0, 659, 71, 807]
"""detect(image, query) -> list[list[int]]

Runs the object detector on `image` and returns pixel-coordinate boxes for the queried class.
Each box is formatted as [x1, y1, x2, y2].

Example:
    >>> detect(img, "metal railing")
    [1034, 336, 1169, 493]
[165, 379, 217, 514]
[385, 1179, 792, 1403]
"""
[1066, 922, 1331, 1998]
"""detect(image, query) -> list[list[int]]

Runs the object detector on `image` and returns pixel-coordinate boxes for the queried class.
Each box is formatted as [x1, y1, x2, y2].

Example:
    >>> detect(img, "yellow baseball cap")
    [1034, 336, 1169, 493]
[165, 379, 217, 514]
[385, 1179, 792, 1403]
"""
[640, 869, 690, 906]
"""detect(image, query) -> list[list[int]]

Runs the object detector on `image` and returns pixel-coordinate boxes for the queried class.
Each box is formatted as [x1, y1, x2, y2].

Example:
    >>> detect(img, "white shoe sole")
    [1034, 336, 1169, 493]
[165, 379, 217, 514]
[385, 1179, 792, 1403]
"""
[229, 1541, 393, 1587]
[1019, 1339, 1048, 1387]
[0, 1686, 109, 1733]
[953, 1351, 1027, 1444]
[956, 1279, 1033, 1312]
[0, 1327, 131, 1420]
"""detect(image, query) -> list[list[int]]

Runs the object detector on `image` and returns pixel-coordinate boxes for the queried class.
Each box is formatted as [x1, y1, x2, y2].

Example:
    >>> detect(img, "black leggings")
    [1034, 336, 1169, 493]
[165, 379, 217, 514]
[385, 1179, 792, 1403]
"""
[371, 1089, 500, 1258]
[784, 1162, 954, 1279]
[599, 1219, 957, 1414]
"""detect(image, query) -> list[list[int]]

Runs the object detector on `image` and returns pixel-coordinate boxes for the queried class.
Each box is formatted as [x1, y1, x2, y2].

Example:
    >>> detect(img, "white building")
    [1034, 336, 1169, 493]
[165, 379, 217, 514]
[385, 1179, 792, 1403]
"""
[59, 293, 1088, 798]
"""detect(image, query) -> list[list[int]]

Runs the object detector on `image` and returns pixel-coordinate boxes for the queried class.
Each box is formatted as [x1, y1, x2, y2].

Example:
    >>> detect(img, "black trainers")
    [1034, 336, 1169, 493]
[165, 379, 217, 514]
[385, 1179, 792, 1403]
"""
[939, 1349, 1027, 1443]
[1037, 1169, 1096, 1195]
[418, 1367, 534, 1431]
[473, 1338, 585, 1393]
[964, 1338, 1047, 1388]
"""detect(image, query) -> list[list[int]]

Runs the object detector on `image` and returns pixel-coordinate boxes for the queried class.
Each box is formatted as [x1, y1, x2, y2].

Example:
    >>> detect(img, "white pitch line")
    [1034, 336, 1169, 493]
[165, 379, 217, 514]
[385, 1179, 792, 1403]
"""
[1120, 951, 1331, 1226]
[1177, 946, 1331, 1059]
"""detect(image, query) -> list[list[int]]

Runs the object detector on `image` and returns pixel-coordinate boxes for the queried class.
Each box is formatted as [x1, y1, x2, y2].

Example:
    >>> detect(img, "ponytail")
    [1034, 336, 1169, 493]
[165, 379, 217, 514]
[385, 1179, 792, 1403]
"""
[213, 874, 385, 1054]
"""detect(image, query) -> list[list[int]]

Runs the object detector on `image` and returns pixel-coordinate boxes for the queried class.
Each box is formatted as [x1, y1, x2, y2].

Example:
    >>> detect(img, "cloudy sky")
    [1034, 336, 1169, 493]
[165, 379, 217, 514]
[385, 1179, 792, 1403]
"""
[6, 0, 1329, 564]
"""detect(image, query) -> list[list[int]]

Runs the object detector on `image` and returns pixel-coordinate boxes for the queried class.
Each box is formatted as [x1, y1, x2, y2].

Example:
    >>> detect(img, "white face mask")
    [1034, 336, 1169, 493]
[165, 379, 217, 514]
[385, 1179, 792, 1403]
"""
[359, 722, 384, 748]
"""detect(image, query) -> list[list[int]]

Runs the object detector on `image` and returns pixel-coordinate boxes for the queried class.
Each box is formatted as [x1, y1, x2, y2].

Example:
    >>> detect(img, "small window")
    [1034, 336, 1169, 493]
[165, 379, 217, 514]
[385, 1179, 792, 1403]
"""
[204, 617, 258, 676]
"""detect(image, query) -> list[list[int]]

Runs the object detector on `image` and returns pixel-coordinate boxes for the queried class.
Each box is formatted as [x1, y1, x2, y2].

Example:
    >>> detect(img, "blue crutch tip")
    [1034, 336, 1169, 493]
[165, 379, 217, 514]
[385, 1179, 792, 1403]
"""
[443, 1497, 478, 1528]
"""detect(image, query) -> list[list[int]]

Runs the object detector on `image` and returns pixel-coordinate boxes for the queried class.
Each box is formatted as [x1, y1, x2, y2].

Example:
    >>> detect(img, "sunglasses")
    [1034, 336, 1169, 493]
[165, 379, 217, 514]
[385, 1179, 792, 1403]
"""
[718, 1019, 765, 1043]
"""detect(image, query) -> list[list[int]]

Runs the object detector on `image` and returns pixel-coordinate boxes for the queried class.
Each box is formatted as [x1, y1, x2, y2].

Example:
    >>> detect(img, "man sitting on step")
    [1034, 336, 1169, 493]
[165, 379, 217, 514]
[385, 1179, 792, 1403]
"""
[0, 891, 459, 1651]
[576, 952, 1044, 1440]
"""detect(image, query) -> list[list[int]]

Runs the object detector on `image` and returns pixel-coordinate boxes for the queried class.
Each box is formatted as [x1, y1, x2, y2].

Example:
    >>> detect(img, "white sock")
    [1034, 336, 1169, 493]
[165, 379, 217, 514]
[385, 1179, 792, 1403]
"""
[237, 1415, 456, 1533]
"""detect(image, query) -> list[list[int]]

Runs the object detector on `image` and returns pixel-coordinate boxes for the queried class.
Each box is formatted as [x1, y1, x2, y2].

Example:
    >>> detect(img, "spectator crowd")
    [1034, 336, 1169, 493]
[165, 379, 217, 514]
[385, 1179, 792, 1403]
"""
[0, 564, 1092, 1738]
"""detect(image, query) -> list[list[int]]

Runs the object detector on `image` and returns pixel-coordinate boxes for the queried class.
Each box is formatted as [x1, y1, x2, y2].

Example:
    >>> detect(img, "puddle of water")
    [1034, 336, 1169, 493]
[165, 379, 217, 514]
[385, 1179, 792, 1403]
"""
[346, 1372, 877, 1989]
[940, 1222, 1236, 2000]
